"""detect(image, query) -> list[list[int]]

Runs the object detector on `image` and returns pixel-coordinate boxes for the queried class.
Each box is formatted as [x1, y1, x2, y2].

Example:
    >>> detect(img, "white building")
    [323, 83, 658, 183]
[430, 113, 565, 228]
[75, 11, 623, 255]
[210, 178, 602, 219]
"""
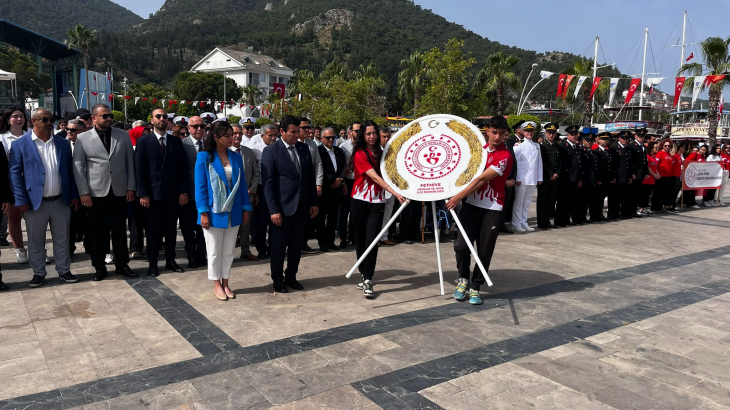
[191, 47, 294, 117]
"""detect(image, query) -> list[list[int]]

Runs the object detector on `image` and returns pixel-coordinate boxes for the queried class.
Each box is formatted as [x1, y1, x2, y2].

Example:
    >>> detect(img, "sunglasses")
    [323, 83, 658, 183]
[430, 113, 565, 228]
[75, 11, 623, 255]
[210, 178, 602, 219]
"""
[96, 114, 114, 120]
[34, 117, 53, 124]
[322, 136, 335, 141]
[154, 114, 167, 119]
[189, 124, 203, 129]
[664, 144, 671, 147]
[301, 126, 312, 130]
[179, 132, 189, 137]
[67, 128, 82, 133]
[244, 126, 255, 131]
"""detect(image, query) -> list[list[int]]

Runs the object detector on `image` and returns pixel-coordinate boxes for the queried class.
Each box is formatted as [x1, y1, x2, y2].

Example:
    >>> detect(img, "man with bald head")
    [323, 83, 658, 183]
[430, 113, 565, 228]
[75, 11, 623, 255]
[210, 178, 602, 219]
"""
[135, 108, 189, 276]
[180, 115, 207, 268]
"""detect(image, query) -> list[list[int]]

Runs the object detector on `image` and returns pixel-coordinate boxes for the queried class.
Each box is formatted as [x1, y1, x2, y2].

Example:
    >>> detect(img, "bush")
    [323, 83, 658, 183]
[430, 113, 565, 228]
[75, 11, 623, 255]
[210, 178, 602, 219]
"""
[507, 114, 541, 134]
[111, 110, 125, 124]
[228, 115, 241, 124]
[255, 117, 272, 126]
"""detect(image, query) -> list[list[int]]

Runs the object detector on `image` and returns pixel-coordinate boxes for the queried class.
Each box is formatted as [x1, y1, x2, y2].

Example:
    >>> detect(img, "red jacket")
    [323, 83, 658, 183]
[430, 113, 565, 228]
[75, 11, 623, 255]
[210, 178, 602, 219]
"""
[655, 151, 673, 178]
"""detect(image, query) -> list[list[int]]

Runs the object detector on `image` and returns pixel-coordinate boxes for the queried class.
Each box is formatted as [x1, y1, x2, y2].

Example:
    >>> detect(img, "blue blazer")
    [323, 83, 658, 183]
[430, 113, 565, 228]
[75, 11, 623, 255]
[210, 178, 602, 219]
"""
[195, 150, 252, 229]
[8, 132, 79, 210]
[261, 139, 318, 217]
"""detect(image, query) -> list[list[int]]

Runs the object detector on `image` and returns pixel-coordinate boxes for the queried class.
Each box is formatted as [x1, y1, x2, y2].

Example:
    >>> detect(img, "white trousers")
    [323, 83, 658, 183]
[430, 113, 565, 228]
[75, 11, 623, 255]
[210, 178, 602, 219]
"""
[203, 225, 239, 280]
[717, 170, 729, 202]
[512, 184, 536, 226]
[380, 195, 395, 241]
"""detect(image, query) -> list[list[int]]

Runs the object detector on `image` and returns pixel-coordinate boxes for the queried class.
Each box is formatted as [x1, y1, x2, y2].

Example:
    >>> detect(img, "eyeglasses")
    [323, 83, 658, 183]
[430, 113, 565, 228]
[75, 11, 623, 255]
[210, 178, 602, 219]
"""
[154, 114, 167, 119]
[189, 124, 203, 129]
[179, 132, 189, 137]
[97, 114, 114, 120]
[322, 136, 335, 141]
[67, 128, 82, 133]
[34, 117, 53, 124]
[244, 126, 254, 131]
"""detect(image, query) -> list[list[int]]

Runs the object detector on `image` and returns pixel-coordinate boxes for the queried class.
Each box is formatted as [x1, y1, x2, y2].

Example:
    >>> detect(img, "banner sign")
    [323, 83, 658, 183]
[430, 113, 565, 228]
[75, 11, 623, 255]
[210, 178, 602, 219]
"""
[605, 122, 647, 132]
[671, 125, 711, 137]
[683, 161, 722, 190]
[380, 114, 487, 201]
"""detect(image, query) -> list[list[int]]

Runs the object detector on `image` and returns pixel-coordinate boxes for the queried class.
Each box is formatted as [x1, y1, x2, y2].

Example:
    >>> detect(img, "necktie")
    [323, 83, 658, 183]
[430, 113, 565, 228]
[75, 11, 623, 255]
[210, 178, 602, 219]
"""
[288, 145, 300, 175]
[235, 148, 240, 154]
[197, 140, 202, 152]
[160, 136, 165, 150]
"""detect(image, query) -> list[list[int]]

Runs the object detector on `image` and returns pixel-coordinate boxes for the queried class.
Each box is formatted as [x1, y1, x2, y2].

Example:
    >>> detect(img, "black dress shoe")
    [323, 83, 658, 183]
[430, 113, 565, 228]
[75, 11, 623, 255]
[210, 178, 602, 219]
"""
[165, 260, 185, 272]
[499, 224, 514, 234]
[302, 245, 318, 254]
[566, 221, 575, 226]
[29, 275, 45, 288]
[148, 265, 159, 277]
[93, 267, 107, 282]
[273, 280, 288, 293]
[339, 241, 348, 249]
[258, 252, 269, 260]
[0, 281, 8, 291]
[115, 265, 139, 278]
[319, 247, 330, 253]
[584, 219, 594, 224]
[548, 224, 559, 229]
[194, 257, 207, 266]
[188, 259, 198, 269]
[0, 238, 9, 246]
[617, 214, 627, 220]
[285, 278, 304, 290]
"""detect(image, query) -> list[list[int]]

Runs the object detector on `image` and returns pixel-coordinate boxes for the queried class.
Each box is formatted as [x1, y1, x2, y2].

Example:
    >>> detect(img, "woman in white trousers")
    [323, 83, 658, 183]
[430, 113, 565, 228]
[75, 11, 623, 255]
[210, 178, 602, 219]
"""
[512, 122, 543, 232]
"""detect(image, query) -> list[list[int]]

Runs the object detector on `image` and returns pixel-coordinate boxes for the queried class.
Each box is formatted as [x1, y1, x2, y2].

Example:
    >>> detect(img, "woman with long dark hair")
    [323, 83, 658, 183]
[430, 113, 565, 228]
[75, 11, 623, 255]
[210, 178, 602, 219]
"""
[655, 138, 674, 212]
[671, 144, 685, 210]
[195, 121, 252, 301]
[0, 106, 28, 262]
[349, 120, 405, 298]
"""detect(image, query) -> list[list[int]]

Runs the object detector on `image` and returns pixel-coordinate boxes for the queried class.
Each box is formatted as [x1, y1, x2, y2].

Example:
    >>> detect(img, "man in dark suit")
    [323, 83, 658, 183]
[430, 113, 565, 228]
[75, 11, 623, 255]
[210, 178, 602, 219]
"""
[135, 108, 188, 277]
[537, 123, 560, 229]
[500, 120, 522, 233]
[613, 131, 635, 219]
[73, 104, 137, 281]
[592, 132, 613, 221]
[180, 115, 207, 268]
[316, 127, 345, 252]
[555, 125, 582, 226]
[261, 115, 319, 293]
[627, 128, 649, 217]
[577, 133, 596, 223]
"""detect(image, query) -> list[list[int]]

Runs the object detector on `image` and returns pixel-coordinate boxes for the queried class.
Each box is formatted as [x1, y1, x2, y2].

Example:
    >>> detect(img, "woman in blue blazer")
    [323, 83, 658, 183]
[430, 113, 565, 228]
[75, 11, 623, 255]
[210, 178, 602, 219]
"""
[195, 121, 252, 301]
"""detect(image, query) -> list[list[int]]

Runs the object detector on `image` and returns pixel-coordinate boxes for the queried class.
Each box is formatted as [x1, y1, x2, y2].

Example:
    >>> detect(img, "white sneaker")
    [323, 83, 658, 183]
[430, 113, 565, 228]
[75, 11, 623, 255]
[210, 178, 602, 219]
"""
[14, 248, 28, 264]
[105, 254, 114, 264]
[521, 223, 535, 232]
[513, 225, 526, 233]
[691, 205, 700, 209]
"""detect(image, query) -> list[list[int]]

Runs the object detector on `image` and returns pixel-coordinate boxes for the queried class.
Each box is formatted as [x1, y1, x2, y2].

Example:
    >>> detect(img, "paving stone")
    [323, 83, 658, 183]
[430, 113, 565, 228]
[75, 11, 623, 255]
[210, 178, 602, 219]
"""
[639, 365, 702, 389]
[205, 386, 270, 410]
[591, 384, 658, 410]
[643, 382, 707, 410]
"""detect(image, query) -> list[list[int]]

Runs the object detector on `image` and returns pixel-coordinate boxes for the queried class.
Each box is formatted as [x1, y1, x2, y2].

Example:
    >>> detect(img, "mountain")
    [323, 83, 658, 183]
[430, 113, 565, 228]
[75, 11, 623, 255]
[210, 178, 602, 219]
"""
[0, 0, 143, 42]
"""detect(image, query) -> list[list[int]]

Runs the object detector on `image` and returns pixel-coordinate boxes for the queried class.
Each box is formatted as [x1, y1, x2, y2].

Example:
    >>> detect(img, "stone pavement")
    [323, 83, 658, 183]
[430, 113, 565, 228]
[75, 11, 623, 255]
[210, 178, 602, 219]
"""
[0, 204, 729, 409]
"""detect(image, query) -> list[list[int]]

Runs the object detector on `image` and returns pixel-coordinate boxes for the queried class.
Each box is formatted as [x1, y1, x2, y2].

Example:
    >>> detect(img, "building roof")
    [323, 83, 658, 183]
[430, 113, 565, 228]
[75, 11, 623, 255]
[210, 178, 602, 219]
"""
[193, 47, 293, 74]
[0, 20, 81, 61]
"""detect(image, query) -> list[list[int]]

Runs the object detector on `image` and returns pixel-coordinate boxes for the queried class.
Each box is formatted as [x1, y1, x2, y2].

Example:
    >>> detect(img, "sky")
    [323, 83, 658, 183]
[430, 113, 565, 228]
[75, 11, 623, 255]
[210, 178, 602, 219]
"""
[113, 0, 729, 93]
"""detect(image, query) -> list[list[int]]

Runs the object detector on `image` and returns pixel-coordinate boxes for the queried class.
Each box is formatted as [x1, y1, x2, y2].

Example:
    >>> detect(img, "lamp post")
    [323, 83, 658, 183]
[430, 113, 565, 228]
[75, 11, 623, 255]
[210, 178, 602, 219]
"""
[518, 63, 538, 113]
[122, 77, 128, 123]
[68, 90, 79, 110]
[223, 72, 228, 118]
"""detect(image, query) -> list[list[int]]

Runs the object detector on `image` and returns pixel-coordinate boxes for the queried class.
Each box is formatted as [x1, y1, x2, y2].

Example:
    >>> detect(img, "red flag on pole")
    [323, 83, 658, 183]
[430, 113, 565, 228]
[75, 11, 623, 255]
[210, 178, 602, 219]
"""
[556, 74, 566, 98]
[141, 98, 148, 101]
[705, 75, 726, 86]
[90, 92, 98, 96]
[562, 75, 575, 99]
[624, 78, 641, 104]
[273, 82, 285, 97]
[152, 99, 157, 104]
[123, 96, 131, 100]
[685, 52, 694, 62]
[109, 94, 113, 102]
[590, 77, 602, 99]
[673, 77, 686, 108]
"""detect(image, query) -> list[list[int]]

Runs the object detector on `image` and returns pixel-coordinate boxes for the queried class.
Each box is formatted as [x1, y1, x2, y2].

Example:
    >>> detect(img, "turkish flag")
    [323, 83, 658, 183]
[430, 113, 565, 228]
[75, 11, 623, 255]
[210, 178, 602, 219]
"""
[141, 98, 147, 101]
[673, 77, 685, 108]
[90, 92, 98, 96]
[624, 78, 641, 104]
[556, 74, 566, 98]
[109, 94, 113, 102]
[273, 82, 285, 97]
[200, 102, 205, 107]
[705, 75, 726, 86]
[686, 52, 694, 62]
[124, 96, 131, 100]
[153, 99, 157, 104]
[590, 77, 602, 99]
[562, 75, 575, 99]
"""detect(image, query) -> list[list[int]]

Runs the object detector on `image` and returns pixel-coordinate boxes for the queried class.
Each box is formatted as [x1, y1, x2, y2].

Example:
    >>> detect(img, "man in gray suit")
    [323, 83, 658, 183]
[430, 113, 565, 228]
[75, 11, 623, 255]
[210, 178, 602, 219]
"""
[73, 104, 137, 281]
[180, 115, 207, 268]
[298, 118, 323, 254]
[231, 124, 260, 260]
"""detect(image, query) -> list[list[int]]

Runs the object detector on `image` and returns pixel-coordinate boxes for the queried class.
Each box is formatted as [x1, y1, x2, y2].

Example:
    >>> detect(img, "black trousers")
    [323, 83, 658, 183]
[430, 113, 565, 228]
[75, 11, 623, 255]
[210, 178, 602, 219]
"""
[339, 178, 354, 242]
[640, 184, 653, 208]
[145, 199, 180, 265]
[130, 199, 146, 252]
[351, 199, 385, 280]
[69, 207, 80, 253]
[555, 178, 578, 225]
[590, 183, 608, 220]
[628, 179, 643, 214]
[269, 203, 307, 282]
[399, 200, 422, 241]
[454, 203, 500, 291]
[317, 189, 341, 248]
[619, 182, 634, 216]
[254, 185, 270, 256]
[704, 189, 717, 202]
[501, 186, 515, 223]
[577, 183, 593, 222]
[87, 193, 129, 269]
[536, 178, 558, 228]
[181, 200, 206, 261]
[654, 178, 669, 209]
[670, 176, 681, 206]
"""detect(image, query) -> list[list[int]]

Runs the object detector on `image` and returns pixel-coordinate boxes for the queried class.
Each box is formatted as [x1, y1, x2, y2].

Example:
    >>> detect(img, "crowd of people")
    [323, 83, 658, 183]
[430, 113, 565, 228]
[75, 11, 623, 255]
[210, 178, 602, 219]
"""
[0, 105, 726, 304]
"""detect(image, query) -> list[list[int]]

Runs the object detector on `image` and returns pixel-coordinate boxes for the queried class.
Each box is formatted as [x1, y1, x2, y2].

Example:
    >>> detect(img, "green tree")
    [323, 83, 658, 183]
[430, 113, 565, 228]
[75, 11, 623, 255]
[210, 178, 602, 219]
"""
[679, 36, 730, 146]
[174, 72, 241, 104]
[0, 46, 52, 102]
[398, 51, 427, 115]
[474, 52, 521, 116]
[114, 82, 170, 122]
[65, 24, 98, 108]
[563, 57, 597, 127]
[417, 39, 476, 117]
[241, 84, 264, 107]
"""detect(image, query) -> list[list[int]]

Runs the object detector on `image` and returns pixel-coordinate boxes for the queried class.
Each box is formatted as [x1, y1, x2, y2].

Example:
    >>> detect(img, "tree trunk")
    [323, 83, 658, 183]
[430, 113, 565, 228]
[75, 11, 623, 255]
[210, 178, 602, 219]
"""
[582, 84, 592, 127]
[707, 84, 721, 147]
[497, 81, 504, 116]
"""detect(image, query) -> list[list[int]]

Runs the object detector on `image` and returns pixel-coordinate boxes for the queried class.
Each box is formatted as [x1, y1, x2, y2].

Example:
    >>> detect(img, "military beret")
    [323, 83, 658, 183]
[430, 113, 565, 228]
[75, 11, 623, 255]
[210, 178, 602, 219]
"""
[512, 120, 525, 131]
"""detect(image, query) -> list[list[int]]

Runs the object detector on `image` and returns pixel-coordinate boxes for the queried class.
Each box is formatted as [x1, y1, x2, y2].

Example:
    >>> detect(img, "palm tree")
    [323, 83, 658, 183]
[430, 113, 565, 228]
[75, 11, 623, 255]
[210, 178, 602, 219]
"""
[565, 57, 598, 126]
[679, 36, 730, 146]
[474, 52, 521, 116]
[241, 84, 263, 108]
[65, 24, 98, 108]
[398, 51, 427, 114]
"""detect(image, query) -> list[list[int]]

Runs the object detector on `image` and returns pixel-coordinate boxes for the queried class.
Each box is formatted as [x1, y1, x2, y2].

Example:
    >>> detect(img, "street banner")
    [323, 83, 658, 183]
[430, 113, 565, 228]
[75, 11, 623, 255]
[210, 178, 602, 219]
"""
[673, 77, 685, 108]
[556, 74, 566, 98]
[562, 75, 575, 99]
[624, 78, 641, 104]
[573, 76, 588, 99]
[590, 77, 602, 99]
[608, 78, 619, 106]
[683, 161, 723, 190]
[692, 76, 706, 106]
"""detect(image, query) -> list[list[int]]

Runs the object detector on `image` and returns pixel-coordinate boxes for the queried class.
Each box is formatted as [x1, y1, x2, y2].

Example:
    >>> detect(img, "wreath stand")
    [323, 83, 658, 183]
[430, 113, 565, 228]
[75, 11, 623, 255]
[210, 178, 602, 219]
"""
[345, 200, 493, 295]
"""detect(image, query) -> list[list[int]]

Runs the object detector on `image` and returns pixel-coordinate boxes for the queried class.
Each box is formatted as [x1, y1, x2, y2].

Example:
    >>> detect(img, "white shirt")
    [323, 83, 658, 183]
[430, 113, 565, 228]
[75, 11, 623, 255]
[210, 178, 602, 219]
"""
[323, 145, 337, 172]
[31, 131, 62, 197]
[241, 136, 252, 147]
[0, 131, 21, 155]
[154, 130, 166, 147]
[340, 139, 354, 179]
[187, 136, 203, 152]
[513, 138, 543, 185]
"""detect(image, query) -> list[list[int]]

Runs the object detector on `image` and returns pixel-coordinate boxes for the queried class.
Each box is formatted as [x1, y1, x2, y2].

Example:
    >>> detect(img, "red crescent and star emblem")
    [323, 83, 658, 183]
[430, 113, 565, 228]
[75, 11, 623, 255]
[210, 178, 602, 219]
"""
[404, 134, 462, 180]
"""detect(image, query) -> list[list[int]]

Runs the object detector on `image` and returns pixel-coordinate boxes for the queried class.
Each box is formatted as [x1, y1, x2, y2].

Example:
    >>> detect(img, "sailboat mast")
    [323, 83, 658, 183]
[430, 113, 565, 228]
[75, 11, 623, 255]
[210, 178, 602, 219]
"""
[676, 11, 687, 115]
[639, 27, 648, 121]
[591, 36, 599, 126]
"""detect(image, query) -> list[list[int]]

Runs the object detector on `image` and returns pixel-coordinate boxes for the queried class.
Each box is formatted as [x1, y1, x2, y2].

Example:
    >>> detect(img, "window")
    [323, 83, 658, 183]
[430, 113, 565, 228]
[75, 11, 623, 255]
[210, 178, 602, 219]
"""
[248, 72, 259, 86]
[269, 75, 274, 88]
